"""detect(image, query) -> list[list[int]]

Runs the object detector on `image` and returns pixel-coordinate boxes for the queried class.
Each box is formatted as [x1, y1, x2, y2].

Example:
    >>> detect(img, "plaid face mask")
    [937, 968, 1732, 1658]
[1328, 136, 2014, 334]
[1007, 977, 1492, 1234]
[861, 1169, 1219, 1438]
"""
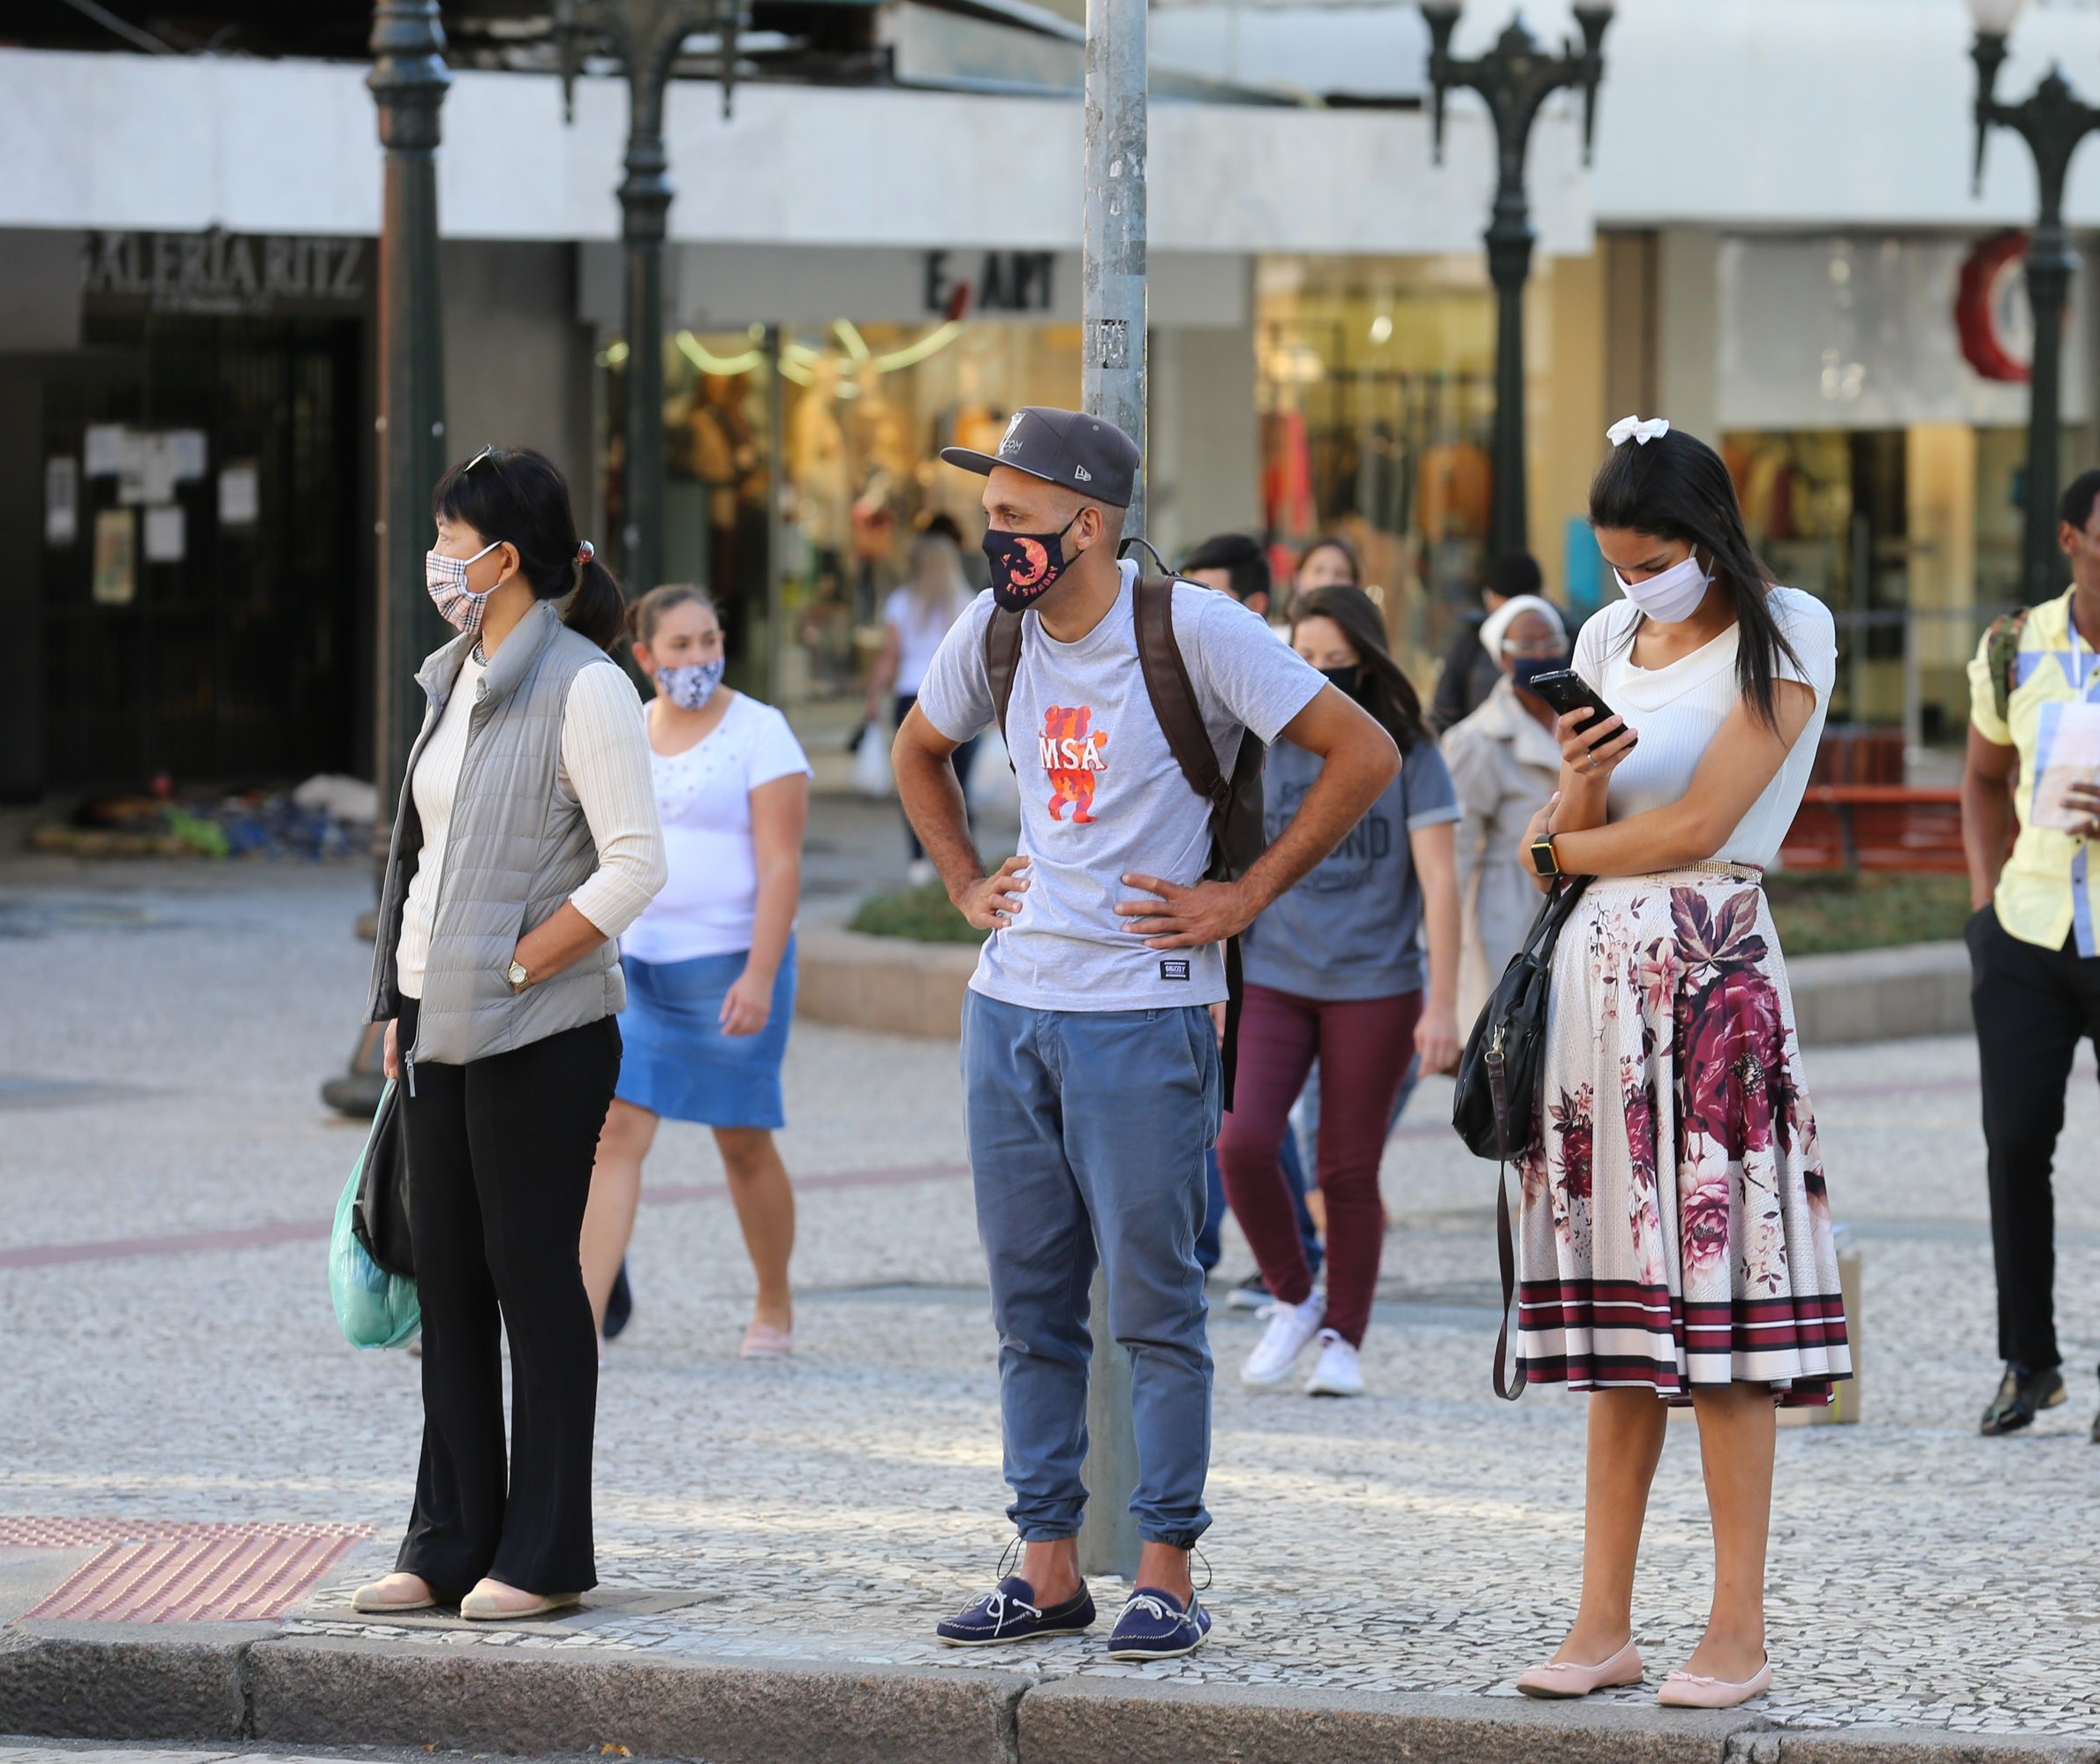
[425, 539, 503, 634]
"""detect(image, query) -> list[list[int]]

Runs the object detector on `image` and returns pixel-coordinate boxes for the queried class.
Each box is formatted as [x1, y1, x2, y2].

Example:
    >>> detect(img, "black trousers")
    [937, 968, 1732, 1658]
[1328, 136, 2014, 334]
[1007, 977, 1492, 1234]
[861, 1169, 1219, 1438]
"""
[393, 998, 621, 1594]
[1968, 903, 2100, 1374]
[895, 690, 978, 862]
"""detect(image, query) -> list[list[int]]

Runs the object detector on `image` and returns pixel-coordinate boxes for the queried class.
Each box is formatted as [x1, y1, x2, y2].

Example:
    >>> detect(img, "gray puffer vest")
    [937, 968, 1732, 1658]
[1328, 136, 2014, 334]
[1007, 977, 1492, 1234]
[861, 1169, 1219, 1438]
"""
[367, 600, 626, 1067]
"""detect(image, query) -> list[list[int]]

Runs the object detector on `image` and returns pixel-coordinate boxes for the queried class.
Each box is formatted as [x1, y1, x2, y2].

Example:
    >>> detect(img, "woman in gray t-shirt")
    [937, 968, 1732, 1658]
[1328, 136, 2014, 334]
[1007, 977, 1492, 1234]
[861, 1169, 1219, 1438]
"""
[1216, 585, 1462, 1398]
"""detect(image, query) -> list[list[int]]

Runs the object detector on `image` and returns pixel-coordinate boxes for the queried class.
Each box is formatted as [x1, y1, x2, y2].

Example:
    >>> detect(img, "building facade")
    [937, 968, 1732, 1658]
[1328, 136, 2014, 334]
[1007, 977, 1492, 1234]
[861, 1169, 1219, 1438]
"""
[4, 0, 2098, 795]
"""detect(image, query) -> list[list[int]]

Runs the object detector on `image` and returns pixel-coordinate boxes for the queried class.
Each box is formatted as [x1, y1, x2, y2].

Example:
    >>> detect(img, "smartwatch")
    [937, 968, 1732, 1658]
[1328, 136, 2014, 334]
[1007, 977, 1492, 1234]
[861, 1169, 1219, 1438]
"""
[1528, 835, 1562, 879]
[506, 959, 533, 995]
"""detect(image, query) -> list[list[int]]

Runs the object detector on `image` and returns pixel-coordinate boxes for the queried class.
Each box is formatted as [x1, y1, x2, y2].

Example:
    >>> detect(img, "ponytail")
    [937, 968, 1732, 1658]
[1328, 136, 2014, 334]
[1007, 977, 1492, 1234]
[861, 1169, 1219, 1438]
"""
[431, 446, 627, 654]
[567, 554, 626, 651]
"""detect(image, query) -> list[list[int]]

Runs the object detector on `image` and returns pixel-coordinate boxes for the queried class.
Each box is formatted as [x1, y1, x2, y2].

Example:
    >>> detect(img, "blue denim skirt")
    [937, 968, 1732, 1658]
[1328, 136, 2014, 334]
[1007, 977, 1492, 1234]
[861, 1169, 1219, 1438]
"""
[614, 939, 797, 1129]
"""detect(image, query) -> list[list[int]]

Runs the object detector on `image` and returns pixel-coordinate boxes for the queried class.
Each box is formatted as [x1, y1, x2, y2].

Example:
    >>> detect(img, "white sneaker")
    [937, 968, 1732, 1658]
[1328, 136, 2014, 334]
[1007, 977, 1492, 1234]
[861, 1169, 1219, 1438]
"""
[1304, 1328, 1365, 1398]
[907, 857, 937, 887]
[1241, 1292, 1326, 1387]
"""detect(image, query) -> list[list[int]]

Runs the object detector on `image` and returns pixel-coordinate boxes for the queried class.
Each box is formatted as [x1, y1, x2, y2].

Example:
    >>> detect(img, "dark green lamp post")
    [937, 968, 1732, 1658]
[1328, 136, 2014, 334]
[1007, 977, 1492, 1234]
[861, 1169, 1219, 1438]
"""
[1969, 0, 2100, 605]
[323, 0, 452, 1116]
[555, 0, 743, 598]
[1421, 2, 1613, 562]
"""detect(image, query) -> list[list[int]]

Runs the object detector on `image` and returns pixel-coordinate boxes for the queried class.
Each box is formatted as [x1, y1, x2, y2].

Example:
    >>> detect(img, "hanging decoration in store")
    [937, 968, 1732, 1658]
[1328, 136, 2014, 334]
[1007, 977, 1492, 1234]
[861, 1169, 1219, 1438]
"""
[1955, 230, 2045, 383]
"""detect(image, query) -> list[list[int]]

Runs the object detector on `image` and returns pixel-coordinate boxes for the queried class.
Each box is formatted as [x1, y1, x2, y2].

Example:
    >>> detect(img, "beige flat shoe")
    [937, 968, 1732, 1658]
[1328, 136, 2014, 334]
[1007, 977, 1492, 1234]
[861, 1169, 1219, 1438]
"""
[741, 1322, 795, 1359]
[351, 1573, 438, 1614]
[1515, 1637, 1643, 1699]
[458, 1581, 583, 1622]
[1657, 1655, 1771, 1708]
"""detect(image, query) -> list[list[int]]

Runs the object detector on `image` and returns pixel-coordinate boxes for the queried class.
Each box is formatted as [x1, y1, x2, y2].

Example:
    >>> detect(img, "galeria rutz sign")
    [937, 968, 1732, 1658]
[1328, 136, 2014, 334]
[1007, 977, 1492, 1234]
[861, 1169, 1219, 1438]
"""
[83, 229, 368, 316]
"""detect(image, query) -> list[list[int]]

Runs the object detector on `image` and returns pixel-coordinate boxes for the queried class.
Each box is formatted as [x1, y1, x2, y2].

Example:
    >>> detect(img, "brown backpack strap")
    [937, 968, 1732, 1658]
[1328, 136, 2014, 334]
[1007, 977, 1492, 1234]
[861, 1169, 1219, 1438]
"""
[984, 607, 1025, 760]
[1132, 576, 1229, 813]
[1130, 574, 1246, 1112]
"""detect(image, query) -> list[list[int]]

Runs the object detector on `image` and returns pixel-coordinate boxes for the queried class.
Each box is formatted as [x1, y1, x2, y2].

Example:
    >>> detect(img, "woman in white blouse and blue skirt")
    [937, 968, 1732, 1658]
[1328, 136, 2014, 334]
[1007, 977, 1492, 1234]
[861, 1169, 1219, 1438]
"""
[1509, 421, 1851, 1710]
[580, 584, 812, 1359]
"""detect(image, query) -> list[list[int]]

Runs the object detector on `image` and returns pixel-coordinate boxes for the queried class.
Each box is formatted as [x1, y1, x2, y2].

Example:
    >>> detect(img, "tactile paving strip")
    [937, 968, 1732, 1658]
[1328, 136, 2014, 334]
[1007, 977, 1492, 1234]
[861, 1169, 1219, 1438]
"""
[4, 1518, 374, 1622]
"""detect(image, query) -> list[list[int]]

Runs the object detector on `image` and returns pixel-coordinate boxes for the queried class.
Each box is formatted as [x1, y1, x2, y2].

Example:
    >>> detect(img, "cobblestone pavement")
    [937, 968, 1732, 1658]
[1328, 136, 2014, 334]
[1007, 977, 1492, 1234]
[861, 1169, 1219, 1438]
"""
[3, 854, 2098, 1738]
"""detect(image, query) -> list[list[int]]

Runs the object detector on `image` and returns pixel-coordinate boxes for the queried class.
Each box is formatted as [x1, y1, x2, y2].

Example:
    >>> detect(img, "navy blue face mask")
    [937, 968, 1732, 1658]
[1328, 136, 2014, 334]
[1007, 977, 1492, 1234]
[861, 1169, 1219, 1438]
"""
[1510, 653, 1570, 694]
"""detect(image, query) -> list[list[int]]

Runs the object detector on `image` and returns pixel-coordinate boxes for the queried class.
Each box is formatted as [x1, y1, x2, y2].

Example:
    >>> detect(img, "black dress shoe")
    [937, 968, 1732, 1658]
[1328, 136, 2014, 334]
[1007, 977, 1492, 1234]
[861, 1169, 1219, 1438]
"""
[1980, 1361, 2066, 1436]
[603, 1261, 634, 1341]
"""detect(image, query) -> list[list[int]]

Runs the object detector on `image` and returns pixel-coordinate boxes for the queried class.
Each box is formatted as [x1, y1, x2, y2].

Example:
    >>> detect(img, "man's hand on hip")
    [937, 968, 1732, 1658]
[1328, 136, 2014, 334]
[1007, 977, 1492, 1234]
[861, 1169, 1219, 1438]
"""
[955, 854, 1031, 931]
[1114, 872, 1257, 949]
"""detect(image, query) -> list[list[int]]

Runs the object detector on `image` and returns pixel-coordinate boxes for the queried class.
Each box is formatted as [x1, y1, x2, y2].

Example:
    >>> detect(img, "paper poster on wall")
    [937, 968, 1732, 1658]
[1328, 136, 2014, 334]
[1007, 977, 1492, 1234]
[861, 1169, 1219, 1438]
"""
[84, 424, 129, 477]
[219, 461, 260, 526]
[92, 509, 137, 605]
[168, 429, 208, 481]
[139, 434, 182, 505]
[143, 503, 186, 564]
[44, 458, 79, 546]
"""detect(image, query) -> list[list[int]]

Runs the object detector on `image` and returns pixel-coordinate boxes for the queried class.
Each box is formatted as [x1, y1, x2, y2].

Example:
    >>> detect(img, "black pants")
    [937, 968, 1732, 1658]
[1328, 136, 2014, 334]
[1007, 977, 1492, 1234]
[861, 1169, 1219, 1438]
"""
[895, 690, 978, 862]
[393, 998, 621, 1594]
[1968, 904, 2100, 1374]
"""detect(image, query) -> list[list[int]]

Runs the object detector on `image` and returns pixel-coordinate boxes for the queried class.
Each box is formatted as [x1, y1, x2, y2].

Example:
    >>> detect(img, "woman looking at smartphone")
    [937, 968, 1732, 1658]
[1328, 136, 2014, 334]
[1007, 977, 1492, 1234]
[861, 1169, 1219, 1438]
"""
[1509, 420, 1850, 1708]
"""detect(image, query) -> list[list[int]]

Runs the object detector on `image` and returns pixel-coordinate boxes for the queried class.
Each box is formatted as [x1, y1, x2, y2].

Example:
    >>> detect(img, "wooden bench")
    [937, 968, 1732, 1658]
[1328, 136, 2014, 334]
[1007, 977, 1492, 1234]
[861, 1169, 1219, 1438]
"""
[1779, 785, 1967, 874]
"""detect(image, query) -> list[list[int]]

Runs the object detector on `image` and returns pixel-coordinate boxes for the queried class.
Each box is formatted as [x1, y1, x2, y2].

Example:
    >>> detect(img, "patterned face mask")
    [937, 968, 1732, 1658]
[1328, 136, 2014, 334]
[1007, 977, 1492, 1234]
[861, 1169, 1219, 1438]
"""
[656, 658, 725, 711]
[424, 539, 504, 633]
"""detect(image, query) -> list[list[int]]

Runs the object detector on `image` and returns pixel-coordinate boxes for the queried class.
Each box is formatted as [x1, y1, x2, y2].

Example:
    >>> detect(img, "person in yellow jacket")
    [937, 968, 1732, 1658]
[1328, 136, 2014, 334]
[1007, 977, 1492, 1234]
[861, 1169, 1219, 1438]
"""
[1961, 466, 2100, 1440]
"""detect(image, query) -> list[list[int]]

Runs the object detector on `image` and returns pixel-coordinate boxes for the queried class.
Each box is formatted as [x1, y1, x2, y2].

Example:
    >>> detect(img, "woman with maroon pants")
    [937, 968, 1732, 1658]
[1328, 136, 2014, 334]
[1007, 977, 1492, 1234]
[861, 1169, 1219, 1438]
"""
[1216, 584, 1462, 1398]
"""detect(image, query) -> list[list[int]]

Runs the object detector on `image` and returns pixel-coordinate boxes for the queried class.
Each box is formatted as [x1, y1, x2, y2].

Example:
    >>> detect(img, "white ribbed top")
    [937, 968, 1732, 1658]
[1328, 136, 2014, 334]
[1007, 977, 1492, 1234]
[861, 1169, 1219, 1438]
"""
[396, 653, 665, 999]
[1572, 586, 1837, 871]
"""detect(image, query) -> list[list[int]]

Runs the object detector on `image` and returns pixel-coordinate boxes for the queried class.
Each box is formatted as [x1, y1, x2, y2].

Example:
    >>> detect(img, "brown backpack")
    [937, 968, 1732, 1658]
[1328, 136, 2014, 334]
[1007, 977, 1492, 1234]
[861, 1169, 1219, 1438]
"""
[984, 574, 1268, 1104]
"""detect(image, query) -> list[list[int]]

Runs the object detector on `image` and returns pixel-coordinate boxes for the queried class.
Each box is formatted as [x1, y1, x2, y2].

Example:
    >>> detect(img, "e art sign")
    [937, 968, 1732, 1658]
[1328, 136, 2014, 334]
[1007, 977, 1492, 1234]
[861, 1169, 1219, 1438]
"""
[84, 230, 367, 316]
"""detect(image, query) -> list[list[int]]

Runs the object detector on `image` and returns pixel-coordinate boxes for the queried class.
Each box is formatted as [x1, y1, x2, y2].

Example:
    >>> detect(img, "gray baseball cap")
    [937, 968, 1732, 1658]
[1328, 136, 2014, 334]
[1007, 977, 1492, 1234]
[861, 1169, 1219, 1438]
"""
[940, 406, 1138, 509]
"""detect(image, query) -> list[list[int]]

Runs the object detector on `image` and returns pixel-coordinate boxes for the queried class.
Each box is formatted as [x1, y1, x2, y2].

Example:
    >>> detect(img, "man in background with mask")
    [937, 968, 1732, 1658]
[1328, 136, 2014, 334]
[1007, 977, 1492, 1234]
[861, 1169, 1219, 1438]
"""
[893, 407, 1398, 1660]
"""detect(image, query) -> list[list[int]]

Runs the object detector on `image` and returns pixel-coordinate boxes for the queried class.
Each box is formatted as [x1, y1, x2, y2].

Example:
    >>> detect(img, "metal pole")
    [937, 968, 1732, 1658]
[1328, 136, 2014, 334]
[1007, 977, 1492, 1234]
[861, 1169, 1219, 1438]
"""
[1484, 181, 1532, 559]
[2021, 224, 2074, 603]
[1076, 0, 1147, 1585]
[326, 0, 449, 1117]
[619, 38, 678, 596]
[368, 1, 451, 827]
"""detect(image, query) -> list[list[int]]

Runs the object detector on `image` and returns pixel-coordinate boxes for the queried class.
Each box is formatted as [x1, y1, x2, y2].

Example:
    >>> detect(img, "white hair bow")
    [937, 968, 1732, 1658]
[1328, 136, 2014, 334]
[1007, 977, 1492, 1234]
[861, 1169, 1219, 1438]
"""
[1606, 414, 1671, 447]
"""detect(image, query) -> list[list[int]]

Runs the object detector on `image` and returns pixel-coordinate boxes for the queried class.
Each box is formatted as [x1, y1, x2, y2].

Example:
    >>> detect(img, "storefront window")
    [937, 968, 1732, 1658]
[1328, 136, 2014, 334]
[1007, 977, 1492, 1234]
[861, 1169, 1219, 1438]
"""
[613, 318, 1080, 716]
[1255, 254, 1494, 673]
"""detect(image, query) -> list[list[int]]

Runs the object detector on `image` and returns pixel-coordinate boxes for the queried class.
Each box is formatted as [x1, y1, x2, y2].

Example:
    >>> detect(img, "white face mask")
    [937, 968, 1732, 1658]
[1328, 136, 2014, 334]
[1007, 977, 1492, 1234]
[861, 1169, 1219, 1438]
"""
[1613, 548, 1711, 624]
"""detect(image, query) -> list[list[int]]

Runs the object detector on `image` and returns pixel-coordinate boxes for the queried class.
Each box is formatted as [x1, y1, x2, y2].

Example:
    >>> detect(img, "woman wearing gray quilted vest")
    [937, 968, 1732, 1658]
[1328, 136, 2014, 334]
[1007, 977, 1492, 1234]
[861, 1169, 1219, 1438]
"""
[353, 447, 667, 1623]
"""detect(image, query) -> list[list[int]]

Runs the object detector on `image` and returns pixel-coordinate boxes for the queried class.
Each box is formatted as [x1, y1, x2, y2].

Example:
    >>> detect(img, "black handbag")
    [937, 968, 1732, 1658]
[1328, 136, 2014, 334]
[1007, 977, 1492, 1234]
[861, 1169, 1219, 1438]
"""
[1451, 874, 1590, 1399]
[351, 1080, 414, 1279]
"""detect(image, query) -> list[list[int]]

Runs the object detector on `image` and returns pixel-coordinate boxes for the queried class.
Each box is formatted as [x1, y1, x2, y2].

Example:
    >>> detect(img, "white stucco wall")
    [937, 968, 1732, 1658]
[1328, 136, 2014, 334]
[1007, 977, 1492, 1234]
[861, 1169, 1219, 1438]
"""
[0, 48, 1590, 257]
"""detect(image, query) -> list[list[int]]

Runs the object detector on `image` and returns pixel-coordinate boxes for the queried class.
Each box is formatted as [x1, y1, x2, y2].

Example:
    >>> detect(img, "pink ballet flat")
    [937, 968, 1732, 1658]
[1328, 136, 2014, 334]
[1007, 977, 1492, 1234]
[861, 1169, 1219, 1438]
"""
[1515, 1637, 1643, 1699]
[741, 1322, 795, 1359]
[1657, 1655, 1771, 1708]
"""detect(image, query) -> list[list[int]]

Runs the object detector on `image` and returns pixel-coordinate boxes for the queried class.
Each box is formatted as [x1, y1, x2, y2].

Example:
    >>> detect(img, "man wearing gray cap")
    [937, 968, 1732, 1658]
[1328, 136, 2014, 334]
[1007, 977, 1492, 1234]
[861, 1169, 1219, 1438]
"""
[895, 406, 1399, 1659]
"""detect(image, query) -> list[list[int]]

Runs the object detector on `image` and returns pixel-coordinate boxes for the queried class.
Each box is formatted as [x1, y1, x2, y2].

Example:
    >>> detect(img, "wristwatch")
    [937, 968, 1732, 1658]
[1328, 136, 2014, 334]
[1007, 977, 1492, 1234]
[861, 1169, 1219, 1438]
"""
[1529, 834, 1562, 879]
[506, 959, 533, 995]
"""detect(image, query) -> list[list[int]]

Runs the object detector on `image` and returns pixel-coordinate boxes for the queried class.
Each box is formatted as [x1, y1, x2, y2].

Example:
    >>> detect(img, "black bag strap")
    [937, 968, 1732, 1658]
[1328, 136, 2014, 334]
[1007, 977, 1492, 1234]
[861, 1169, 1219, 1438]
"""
[1485, 873, 1590, 1402]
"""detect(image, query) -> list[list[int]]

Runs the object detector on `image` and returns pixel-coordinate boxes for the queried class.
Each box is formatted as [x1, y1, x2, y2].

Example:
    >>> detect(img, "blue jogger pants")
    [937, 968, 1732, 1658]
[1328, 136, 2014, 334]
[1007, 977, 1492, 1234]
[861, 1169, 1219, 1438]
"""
[960, 991, 1221, 1549]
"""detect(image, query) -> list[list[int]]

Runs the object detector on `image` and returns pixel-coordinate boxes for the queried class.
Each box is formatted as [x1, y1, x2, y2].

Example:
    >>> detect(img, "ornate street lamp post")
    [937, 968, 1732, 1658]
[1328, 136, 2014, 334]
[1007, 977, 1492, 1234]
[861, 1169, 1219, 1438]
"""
[1969, 0, 2100, 604]
[557, 0, 742, 598]
[1421, 2, 1612, 562]
[325, 1, 452, 1116]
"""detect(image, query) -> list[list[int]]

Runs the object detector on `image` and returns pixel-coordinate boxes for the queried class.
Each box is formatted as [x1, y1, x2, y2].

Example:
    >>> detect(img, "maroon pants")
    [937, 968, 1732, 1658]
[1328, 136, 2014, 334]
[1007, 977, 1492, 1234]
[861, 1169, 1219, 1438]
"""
[1215, 983, 1421, 1346]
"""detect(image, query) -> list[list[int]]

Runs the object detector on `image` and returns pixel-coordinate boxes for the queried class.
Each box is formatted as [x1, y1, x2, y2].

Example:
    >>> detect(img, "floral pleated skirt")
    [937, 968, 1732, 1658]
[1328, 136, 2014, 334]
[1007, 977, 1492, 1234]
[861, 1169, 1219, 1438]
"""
[1515, 867, 1853, 1406]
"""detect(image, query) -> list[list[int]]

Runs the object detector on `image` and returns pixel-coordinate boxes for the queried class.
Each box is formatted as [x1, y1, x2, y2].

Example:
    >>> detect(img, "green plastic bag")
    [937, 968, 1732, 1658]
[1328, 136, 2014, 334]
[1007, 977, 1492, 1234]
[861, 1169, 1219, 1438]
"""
[329, 1080, 420, 1349]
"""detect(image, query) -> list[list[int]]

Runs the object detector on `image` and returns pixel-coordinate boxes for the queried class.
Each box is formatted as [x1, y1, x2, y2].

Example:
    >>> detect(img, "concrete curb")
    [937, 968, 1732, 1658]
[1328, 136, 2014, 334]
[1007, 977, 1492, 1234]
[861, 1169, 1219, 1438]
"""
[797, 929, 1978, 1048]
[1786, 940, 1970, 1046]
[3, 1629, 2096, 1764]
[795, 924, 978, 1039]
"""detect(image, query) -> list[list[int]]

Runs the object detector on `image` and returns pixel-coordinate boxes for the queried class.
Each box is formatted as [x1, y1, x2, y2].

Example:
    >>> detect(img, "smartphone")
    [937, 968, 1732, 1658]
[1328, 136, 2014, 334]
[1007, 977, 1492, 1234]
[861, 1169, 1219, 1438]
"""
[1524, 669, 1635, 749]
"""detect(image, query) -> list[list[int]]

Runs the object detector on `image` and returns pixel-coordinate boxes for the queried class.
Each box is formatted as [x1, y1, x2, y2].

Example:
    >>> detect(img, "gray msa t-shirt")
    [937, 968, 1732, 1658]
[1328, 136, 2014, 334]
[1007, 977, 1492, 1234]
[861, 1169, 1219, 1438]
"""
[916, 561, 1326, 1012]
[1242, 733, 1460, 1001]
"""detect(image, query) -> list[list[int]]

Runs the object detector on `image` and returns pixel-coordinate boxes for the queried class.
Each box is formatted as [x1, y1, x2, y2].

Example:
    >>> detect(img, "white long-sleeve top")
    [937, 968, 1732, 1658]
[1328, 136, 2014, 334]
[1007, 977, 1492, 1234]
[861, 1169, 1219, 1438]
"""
[396, 652, 667, 1000]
